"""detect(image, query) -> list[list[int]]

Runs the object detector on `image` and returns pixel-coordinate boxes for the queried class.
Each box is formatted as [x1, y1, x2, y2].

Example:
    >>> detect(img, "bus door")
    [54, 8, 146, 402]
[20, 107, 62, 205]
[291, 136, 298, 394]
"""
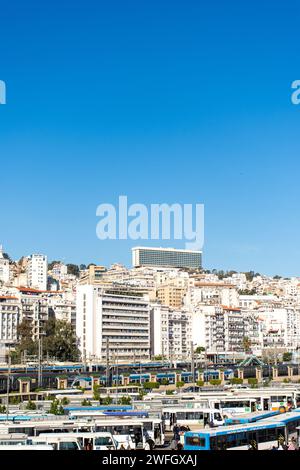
[263, 398, 269, 411]
[251, 401, 256, 413]
[154, 423, 162, 446]
[83, 437, 93, 451]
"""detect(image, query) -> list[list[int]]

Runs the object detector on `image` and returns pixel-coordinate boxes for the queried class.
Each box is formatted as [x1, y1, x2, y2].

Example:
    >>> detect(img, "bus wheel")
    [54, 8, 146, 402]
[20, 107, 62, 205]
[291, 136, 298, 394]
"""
[279, 406, 286, 413]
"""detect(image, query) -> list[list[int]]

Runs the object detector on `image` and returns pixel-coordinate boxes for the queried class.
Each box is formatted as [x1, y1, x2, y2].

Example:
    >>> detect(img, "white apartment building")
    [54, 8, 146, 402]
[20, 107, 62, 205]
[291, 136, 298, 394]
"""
[150, 304, 192, 361]
[0, 296, 20, 352]
[76, 285, 151, 362]
[185, 283, 239, 308]
[191, 305, 247, 354]
[257, 306, 300, 351]
[0, 246, 10, 284]
[49, 296, 76, 330]
[27, 254, 48, 291]
[50, 263, 68, 281]
[18, 288, 49, 340]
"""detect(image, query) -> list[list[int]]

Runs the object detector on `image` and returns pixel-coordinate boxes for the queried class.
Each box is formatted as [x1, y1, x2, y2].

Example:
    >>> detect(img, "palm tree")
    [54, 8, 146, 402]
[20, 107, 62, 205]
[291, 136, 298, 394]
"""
[243, 337, 252, 354]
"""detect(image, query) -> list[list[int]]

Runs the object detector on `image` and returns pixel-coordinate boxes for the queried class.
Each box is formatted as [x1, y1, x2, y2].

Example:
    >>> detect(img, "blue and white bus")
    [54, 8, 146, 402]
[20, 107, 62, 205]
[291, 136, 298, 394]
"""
[184, 412, 300, 450]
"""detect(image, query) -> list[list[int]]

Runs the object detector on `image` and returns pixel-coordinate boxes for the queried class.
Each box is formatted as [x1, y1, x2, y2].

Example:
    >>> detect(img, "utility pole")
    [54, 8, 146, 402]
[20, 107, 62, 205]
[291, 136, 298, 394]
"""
[140, 350, 142, 387]
[191, 342, 195, 388]
[38, 337, 43, 388]
[105, 339, 110, 388]
[6, 350, 11, 421]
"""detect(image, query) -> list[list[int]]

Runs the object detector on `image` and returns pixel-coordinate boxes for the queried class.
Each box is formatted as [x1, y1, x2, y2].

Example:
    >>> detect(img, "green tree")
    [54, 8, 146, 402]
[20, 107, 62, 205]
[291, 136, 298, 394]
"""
[176, 381, 185, 389]
[243, 337, 252, 353]
[248, 378, 258, 387]
[49, 399, 65, 415]
[43, 318, 81, 362]
[195, 346, 206, 355]
[67, 264, 80, 277]
[61, 397, 70, 406]
[209, 379, 222, 386]
[101, 397, 113, 406]
[26, 400, 37, 410]
[14, 319, 38, 360]
[143, 382, 160, 390]
[283, 352, 293, 362]
[81, 399, 92, 406]
[230, 378, 243, 385]
[48, 260, 62, 271]
[13, 318, 80, 363]
[93, 385, 101, 401]
[118, 396, 132, 405]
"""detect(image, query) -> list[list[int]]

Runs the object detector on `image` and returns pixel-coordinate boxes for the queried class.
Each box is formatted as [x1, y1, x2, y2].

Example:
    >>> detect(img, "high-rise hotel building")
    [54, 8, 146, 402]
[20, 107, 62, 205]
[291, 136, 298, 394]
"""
[132, 247, 202, 270]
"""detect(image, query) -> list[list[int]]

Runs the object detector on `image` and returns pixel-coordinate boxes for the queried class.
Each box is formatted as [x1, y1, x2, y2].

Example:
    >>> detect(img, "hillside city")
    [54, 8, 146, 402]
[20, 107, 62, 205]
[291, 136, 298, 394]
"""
[0, 244, 299, 367]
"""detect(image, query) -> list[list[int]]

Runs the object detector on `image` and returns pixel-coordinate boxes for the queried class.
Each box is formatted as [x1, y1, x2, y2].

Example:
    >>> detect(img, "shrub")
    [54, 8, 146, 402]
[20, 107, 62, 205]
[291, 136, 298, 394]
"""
[176, 381, 185, 389]
[61, 397, 70, 406]
[50, 399, 64, 415]
[26, 400, 37, 411]
[93, 385, 101, 401]
[209, 380, 222, 386]
[143, 382, 160, 390]
[81, 399, 92, 406]
[248, 378, 258, 386]
[197, 381, 204, 387]
[230, 378, 243, 385]
[161, 379, 170, 386]
[118, 396, 132, 405]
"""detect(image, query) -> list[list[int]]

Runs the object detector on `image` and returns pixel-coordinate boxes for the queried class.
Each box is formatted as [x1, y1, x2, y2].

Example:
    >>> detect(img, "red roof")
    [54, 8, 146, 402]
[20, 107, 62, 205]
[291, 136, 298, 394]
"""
[18, 287, 62, 294]
[0, 296, 18, 300]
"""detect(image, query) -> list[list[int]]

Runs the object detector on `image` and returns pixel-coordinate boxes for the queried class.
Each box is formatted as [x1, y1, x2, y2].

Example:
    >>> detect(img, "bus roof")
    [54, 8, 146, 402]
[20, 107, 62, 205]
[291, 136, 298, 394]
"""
[225, 410, 280, 424]
[185, 420, 285, 437]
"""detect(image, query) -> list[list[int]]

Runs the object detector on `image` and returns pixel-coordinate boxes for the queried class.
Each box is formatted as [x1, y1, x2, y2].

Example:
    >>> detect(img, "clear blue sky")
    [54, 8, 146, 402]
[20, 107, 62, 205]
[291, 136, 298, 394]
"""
[1, 0, 300, 276]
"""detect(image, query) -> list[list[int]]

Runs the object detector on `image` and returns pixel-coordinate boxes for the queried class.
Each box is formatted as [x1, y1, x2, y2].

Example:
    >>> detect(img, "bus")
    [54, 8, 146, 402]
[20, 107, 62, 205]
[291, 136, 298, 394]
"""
[0, 445, 54, 451]
[231, 389, 300, 412]
[184, 412, 300, 450]
[31, 432, 117, 450]
[218, 398, 257, 416]
[0, 419, 93, 436]
[224, 410, 281, 425]
[65, 405, 133, 415]
[68, 410, 148, 420]
[67, 410, 165, 447]
[162, 408, 224, 430]
[93, 419, 145, 449]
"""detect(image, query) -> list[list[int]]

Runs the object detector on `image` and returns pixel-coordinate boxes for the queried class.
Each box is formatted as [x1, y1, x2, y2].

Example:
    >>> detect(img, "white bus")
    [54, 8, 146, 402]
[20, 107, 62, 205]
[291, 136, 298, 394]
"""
[162, 408, 224, 430]
[218, 398, 257, 416]
[0, 420, 93, 437]
[93, 419, 145, 449]
[31, 432, 117, 450]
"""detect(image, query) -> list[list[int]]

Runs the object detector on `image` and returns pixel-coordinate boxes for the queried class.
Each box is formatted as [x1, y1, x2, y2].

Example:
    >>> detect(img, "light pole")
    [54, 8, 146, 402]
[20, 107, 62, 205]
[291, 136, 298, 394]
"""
[6, 348, 11, 421]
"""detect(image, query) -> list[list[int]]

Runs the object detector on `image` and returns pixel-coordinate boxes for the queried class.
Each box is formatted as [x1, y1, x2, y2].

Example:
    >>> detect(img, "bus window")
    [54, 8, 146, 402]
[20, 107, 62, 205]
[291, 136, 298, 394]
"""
[60, 441, 80, 451]
[214, 413, 223, 422]
[94, 437, 114, 447]
[185, 436, 206, 449]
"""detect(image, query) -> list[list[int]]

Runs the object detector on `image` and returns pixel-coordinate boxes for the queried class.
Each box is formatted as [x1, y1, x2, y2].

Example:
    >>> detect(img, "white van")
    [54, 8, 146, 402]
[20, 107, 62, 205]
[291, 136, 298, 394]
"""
[31, 432, 117, 451]
[30, 435, 81, 451]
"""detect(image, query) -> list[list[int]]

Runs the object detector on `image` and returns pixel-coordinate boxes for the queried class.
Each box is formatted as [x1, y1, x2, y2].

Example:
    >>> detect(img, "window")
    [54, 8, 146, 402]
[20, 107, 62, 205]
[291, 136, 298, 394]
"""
[185, 436, 206, 448]
[59, 441, 79, 451]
